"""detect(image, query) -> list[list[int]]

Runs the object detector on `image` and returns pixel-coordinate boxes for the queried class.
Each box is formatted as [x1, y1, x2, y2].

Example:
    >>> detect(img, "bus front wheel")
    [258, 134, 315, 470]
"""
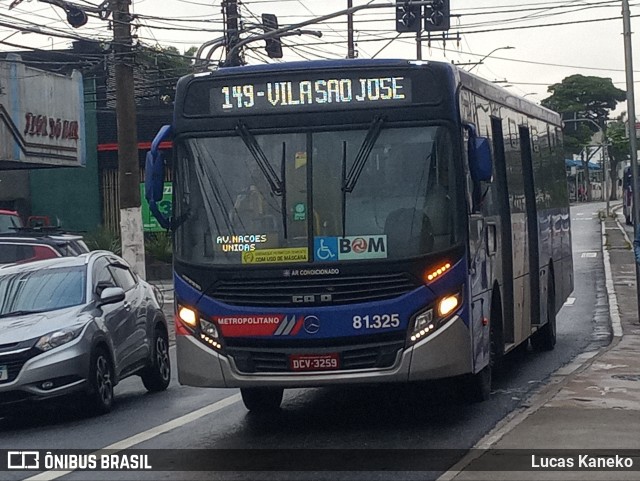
[462, 293, 502, 403]
[241, 387, 284, 412]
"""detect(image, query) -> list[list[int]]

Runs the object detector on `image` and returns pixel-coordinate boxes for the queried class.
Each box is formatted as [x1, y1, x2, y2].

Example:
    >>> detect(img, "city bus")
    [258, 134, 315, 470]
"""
[145, 59, 573, 411]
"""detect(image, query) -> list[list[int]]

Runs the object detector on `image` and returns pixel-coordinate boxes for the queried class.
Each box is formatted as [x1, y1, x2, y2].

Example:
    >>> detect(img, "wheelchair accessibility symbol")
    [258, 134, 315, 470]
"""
[314, 237, 338, 262]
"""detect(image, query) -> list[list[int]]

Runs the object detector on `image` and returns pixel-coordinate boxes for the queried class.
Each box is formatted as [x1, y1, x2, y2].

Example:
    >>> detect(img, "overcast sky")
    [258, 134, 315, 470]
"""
[1, 0, 637, 116]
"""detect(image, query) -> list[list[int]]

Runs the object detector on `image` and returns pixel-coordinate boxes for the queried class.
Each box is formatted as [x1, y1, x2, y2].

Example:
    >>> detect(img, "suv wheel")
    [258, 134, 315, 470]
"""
[88, 347, 114, 414]
[141, 328, 171, 392]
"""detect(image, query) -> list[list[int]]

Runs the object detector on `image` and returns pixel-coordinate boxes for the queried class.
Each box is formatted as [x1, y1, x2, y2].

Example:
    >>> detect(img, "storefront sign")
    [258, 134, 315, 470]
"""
[0, 54, 85, 169]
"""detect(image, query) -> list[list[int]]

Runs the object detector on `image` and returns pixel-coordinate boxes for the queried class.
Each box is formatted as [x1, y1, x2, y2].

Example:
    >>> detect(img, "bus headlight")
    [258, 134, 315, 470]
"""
[178, 305, 197, 328]
[199, 318, 223, 351]
[409, 292, 462, 344]
[438, 294, 459, 317]
[177, 304, 224, 351]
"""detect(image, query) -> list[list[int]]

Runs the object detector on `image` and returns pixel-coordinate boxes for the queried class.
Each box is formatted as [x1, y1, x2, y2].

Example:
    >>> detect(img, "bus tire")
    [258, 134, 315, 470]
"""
[463, 292, 502, 403]
[531, 276, 557, 351]
[463, 364, 491, 403]
[241, 387, 284, 412]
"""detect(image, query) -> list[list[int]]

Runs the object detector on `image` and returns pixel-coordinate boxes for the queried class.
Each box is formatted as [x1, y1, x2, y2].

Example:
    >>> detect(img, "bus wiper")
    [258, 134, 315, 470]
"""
[341, 116, 385, 237]
[236, 122, 283, 196]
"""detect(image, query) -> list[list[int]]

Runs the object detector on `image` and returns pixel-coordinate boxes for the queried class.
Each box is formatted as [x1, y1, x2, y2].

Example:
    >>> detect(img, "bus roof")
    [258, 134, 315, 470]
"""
[177, 58, 561, 126]
[213, 58, 421, 74]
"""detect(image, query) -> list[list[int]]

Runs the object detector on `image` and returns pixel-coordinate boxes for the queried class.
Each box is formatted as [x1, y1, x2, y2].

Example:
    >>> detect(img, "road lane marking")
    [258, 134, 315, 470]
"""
[23, 393, 241, 481]
[581, 252, 598, 258]
[563, 297, 576, 306]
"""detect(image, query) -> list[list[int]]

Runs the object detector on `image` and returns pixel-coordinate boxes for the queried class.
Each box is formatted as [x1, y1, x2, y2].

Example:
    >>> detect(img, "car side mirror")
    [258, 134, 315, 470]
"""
[98, 287, 125, 307]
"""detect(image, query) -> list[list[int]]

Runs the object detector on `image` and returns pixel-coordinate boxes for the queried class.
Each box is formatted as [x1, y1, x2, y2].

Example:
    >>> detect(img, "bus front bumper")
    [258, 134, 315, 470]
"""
[176, 316, 473, 388]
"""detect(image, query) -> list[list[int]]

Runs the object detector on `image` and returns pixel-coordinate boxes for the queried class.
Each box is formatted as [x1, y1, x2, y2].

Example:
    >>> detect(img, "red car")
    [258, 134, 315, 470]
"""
[0, 231, 89, 265]
[0, 210, 23, 234]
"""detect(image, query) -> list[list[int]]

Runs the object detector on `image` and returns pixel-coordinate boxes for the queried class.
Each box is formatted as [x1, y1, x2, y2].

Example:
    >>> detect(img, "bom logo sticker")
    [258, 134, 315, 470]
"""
[338, 235, 387, 260]
[350, 238, 368, 253]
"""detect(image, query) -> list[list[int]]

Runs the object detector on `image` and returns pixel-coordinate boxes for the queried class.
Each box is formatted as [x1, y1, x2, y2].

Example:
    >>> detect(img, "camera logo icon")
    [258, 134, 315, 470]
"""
[7, 451, 40, 470]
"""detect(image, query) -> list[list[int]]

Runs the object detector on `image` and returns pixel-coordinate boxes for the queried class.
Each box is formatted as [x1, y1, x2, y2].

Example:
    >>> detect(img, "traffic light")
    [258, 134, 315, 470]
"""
[66, 5, 88, 28]
[424, 0, 450, 32]
[395, 1, 421, 33]
[262, 13, 283, 59]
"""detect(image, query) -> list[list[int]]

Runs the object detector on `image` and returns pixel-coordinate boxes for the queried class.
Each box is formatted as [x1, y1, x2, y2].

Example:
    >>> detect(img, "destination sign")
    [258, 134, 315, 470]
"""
[209, 76, 412, 114]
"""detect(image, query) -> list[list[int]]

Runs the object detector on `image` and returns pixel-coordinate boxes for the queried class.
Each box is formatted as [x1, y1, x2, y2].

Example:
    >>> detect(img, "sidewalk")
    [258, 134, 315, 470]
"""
[442, 208, 640, 480]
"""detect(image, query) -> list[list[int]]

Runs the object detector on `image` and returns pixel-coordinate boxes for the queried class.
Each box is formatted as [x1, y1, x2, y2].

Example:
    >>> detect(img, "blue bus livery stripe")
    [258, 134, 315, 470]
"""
[174, 257, 470, 341]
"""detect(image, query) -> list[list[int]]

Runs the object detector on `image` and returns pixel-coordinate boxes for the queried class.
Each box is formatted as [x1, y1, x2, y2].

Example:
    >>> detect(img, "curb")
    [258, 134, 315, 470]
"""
[436, 207, 622, 481]
[602, 213, 624, 338]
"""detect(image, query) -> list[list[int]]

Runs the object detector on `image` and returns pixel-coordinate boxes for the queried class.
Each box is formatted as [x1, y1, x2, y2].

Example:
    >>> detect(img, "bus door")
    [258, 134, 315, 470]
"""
[490, 117, 515, 345]
[519, 126, 541, 330]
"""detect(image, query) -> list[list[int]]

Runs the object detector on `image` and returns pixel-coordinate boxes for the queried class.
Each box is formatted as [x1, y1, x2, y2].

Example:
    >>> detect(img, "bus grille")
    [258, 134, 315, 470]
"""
[228, 340, 404, 373]
[209, 273, 420, 307]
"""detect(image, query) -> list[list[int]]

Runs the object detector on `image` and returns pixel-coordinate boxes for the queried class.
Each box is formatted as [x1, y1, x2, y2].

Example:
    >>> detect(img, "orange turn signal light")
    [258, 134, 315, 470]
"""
[426, 262, 452, 282]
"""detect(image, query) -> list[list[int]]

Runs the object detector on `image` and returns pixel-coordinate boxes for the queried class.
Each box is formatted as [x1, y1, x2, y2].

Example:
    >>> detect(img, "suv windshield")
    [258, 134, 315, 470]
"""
[175, 125, 461, 265]
[0, 266, 86, 317]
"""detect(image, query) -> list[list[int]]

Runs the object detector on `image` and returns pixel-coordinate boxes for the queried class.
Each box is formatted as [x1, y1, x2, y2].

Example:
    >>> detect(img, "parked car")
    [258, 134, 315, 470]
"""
[0, 229, 90, 264]
[0, 252, 170, 414]
[0, 210, 23, 234]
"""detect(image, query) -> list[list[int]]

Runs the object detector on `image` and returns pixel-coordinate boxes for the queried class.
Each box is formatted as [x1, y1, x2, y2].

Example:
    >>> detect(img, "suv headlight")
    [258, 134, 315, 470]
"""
[36, 326, 84, 352]
[409, 292, 461, 344]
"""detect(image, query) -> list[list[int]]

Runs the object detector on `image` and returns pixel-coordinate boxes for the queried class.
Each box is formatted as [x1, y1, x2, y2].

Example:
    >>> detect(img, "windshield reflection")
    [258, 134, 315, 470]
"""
[175, 125, 460, 265]
[0, 266, 86, 317]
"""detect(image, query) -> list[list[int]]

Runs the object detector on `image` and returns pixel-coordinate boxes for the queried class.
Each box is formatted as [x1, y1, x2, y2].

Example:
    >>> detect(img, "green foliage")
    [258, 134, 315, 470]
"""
[137, 45, 197, 104]
[542, 75, 626, 118]
[84, 226, 121, 255]
[607, 116, 630, 165]
[542, 75, 626, 156]
[145, 232, 173, 264]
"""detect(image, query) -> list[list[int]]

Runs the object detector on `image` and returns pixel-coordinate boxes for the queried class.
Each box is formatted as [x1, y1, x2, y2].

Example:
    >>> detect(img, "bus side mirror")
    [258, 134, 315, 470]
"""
[466, 123, 493, 183]
[145, 124, 173, 230]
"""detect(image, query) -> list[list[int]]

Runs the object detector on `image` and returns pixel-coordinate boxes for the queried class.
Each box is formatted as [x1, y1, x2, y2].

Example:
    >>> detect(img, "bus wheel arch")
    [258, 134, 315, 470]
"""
[462, 285, 503, 402]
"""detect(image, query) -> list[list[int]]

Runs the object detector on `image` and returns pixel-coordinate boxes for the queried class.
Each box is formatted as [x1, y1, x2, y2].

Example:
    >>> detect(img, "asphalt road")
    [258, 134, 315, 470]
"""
[0, 202, 608, 481]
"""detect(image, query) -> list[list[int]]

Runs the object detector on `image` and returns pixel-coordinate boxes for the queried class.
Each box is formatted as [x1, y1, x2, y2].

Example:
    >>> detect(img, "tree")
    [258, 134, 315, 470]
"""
[606, 114, 630, 200]
[137, 45, 197, 105]
[542, 75, 626, 200]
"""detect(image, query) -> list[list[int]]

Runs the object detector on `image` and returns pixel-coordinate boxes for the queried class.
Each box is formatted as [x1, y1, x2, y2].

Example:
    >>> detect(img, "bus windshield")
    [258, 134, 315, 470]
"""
[175, 124, 461, 266]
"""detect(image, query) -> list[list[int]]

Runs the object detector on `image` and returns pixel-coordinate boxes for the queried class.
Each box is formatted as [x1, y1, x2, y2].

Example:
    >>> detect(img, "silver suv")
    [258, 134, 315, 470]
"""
[0, 252, 170, 414]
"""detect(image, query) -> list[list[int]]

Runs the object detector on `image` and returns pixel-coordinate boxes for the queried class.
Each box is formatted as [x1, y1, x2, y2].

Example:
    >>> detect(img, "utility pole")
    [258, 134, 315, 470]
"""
[603, 139, 610, 216]
[113, 0, 145, 278]
[622, 0, 640, 322]
[416, 30, 422, 60]
[223, 0, 242, 66]
[347, 0, 355, 59]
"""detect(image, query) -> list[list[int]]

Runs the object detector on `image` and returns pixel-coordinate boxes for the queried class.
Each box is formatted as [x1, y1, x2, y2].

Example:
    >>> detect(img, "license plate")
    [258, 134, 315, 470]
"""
[290, 353, 340, 372]
[0, 365, 7, 382]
